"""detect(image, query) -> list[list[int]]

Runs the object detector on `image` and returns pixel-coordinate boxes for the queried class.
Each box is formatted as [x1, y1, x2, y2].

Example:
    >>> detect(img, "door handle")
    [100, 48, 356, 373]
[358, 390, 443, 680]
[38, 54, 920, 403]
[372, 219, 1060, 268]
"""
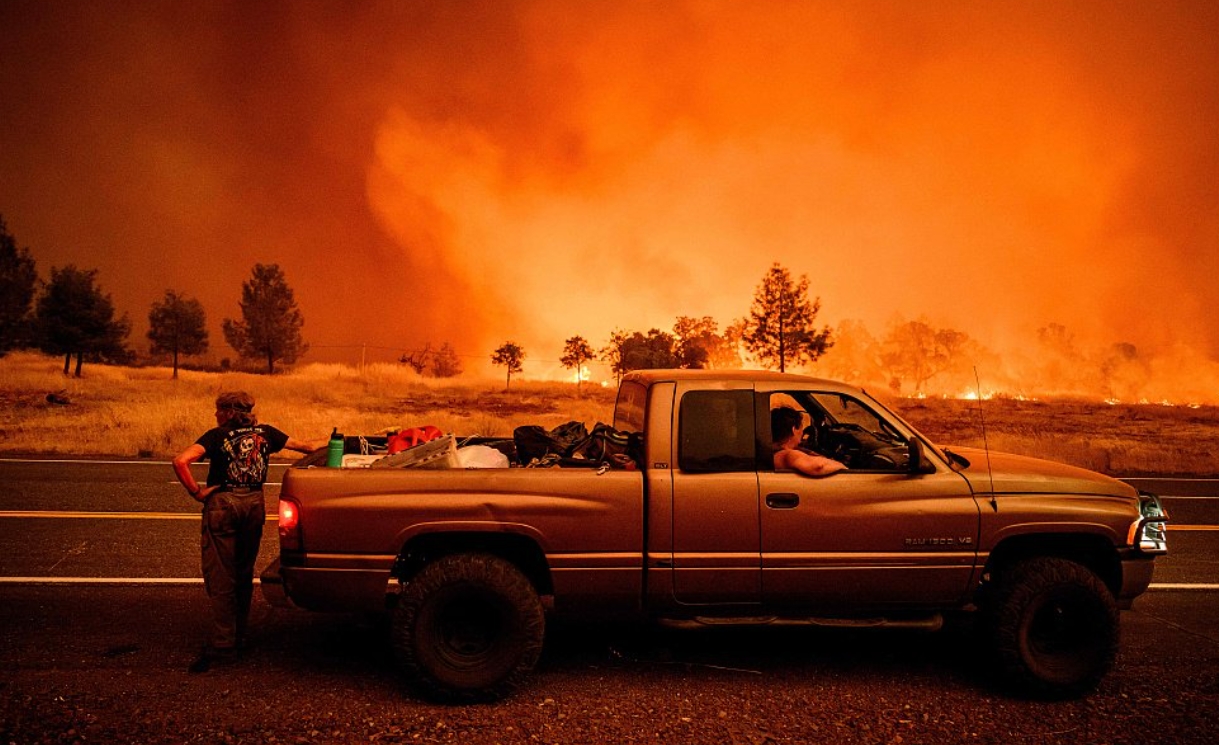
[765, 492, 800, 509]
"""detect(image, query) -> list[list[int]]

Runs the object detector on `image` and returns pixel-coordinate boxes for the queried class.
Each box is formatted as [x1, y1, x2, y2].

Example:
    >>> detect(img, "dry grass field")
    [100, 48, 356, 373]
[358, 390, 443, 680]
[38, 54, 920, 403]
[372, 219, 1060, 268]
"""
[0, 352, 616, 460]
[2, 352, 1217, 477]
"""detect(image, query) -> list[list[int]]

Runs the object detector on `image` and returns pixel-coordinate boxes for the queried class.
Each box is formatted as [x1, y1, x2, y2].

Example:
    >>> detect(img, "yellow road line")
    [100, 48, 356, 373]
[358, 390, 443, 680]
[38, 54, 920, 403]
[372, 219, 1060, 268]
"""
[0, 577, 206, 584]
[1147, 583, 1219, 590]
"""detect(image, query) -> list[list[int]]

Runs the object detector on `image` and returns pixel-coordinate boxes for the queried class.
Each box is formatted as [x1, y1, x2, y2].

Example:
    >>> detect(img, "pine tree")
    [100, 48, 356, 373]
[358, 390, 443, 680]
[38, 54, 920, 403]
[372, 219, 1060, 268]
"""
[222, 263, 307, 374]
[0, 216, 38, 354]
[147, 290, 209, 378]
[34, 265, 131, 377]
[740, 263, 832, 372]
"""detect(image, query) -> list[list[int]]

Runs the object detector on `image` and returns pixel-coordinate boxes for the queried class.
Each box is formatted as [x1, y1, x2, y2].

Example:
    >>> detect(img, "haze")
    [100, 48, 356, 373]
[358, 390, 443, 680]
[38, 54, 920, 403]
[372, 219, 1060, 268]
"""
[2, 1, 1217, 393]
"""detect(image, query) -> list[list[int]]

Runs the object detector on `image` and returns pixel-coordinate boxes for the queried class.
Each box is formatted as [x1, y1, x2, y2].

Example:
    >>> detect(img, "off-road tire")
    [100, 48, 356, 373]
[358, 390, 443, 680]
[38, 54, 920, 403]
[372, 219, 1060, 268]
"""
[985, 557, 1118, 699]
[392, 553, 544, 703]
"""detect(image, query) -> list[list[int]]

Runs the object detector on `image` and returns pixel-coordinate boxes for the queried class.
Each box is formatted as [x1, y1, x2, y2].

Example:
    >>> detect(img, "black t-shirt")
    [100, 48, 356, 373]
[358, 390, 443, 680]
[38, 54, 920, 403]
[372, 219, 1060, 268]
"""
[195, 424, 290, 489]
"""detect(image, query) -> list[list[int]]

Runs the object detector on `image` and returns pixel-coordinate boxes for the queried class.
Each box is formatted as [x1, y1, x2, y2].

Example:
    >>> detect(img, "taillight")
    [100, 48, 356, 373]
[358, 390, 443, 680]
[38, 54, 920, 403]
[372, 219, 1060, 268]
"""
[278, 498, 301, 550]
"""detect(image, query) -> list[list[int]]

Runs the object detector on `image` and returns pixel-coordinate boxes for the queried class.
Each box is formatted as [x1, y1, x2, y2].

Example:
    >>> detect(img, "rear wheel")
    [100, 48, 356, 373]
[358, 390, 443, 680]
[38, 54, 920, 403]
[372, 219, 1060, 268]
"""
[392, 553, 544, 702]
[985, 557, 1118, 699]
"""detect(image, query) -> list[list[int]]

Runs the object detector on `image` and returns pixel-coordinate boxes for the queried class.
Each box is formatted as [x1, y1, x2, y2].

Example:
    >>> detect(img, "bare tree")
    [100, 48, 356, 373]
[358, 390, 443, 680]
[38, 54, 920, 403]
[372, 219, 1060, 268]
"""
[880, 319, 971, 395]
[1031, 323, 1088, 396]
[1100, 342, 1150, 402]
[491, 341, 525, 389]
[560, 335, 596, 392]
[599, 329, 631, 386]
[399, 343, 433, 375]
[400, 342, 463, 377]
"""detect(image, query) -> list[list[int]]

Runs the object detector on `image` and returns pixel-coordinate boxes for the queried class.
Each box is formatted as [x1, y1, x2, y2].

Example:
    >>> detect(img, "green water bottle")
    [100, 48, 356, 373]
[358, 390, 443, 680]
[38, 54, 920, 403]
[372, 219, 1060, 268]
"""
[326, 427, 344, 468]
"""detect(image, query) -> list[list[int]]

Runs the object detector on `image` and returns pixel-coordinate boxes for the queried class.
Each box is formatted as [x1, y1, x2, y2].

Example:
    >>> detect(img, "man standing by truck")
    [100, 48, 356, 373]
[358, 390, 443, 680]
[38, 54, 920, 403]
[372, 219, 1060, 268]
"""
[172, 391, 316, 673]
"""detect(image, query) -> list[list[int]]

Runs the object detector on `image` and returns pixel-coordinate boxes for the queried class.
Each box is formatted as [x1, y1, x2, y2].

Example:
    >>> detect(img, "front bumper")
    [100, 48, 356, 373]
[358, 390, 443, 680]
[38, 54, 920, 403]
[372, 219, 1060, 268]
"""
[1116, 553, 1157, 609]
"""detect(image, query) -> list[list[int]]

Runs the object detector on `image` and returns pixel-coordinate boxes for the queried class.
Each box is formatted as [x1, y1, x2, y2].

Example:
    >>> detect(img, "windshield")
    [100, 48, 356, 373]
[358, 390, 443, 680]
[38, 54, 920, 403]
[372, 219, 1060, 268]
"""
[810, 392, 902, 437]
[860, 392, 950, 465]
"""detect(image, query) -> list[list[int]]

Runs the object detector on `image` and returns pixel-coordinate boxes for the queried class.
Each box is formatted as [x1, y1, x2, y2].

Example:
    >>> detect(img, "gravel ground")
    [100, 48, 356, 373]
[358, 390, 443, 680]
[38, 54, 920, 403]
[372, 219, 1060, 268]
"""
[2, 588, 1217, 745]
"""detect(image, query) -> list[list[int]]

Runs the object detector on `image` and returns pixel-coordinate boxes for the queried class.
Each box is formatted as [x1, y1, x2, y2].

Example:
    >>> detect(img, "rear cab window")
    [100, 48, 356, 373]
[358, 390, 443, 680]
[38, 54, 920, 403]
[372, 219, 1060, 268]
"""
[613, 380, 648, 434]
[677, 390, 756, 473]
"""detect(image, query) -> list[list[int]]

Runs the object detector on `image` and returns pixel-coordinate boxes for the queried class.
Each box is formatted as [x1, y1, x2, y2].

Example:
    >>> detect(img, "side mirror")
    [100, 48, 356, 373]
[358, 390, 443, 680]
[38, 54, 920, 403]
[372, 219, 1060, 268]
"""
[907, 438, 936, 475]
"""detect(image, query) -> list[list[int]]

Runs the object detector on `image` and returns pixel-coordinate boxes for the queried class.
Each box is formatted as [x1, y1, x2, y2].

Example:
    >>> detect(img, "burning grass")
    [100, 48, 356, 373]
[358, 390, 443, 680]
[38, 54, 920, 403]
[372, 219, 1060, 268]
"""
[2, 351, 1217, 477]
[887, 395, 1219, 477]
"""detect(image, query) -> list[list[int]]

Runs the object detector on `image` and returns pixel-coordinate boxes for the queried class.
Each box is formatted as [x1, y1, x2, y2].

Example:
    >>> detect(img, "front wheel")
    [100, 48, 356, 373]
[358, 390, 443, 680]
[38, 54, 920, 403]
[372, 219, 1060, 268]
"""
[984, 557, 1119, 699]
[392, 553, 545, 702]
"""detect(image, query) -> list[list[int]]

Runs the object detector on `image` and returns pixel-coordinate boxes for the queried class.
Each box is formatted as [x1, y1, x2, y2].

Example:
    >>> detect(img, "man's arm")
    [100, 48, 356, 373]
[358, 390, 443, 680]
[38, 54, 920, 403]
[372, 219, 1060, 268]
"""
[781, 449, 848, 477]
[172, 443, 212, 502]
[284, 436, 321, 454]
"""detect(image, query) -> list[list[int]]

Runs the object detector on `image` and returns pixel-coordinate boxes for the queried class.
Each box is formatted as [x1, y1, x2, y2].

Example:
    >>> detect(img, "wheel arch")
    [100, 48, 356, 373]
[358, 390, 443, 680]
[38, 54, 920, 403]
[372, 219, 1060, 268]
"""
[393, 531, 554, 598]
[980, 532, 1122, 599]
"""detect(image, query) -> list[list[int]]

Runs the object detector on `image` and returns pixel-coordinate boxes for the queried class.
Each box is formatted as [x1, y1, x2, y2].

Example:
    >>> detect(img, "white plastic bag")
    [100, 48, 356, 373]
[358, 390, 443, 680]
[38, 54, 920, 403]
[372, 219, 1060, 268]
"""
[456, 444, 510, 468]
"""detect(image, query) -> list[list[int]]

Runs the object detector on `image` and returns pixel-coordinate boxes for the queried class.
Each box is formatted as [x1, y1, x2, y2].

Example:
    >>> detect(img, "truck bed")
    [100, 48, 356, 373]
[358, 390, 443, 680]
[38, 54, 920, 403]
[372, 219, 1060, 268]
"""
[275, 465, 645, 613]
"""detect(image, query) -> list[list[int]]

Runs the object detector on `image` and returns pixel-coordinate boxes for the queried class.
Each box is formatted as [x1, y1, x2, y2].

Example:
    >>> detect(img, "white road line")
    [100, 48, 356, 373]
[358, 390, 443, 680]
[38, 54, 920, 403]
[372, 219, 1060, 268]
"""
[0, 510, 277, 521]
[0, 458, 182, 465]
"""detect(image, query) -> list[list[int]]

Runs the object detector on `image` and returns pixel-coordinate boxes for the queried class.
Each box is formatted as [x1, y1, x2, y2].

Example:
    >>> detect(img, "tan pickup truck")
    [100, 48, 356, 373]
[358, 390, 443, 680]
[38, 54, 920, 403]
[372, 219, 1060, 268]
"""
[261, 369, 1168, 702]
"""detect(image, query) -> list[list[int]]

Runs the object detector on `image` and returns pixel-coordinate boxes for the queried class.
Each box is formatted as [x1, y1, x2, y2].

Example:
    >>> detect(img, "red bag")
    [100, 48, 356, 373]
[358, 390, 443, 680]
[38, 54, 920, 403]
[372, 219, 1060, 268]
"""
[387, 425, 444, 455]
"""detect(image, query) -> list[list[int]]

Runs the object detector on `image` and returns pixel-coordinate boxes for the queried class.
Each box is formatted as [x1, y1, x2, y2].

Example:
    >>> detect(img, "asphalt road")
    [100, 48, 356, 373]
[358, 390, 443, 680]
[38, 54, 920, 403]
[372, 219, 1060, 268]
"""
[1, 459, 1217, 744]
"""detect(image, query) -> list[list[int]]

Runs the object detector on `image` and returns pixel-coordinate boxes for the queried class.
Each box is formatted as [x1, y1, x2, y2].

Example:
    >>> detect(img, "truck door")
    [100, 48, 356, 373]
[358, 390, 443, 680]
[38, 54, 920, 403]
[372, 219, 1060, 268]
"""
[670, 384, 761, 605]
[758, 389, 980, 608]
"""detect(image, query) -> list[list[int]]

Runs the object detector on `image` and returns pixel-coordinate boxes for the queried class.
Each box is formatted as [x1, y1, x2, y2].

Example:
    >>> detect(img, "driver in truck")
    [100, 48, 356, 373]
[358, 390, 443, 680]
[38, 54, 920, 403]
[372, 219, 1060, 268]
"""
[771, 405, 848, 477]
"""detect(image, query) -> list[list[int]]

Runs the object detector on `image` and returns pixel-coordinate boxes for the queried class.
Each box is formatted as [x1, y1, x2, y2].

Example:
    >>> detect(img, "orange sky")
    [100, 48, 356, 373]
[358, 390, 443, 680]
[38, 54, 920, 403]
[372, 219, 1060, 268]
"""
[2, 1, 1217, 383]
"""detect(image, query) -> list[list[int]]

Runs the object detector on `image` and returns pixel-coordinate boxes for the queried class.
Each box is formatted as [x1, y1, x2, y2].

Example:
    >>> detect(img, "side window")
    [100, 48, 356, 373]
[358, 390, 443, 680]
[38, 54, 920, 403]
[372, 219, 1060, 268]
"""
[678, 390, 756, 473]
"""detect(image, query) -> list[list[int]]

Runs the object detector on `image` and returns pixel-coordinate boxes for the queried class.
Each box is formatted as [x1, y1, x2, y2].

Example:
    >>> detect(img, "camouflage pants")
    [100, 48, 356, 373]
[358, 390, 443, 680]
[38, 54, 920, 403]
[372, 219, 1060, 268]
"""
[200, 487, 265, 651]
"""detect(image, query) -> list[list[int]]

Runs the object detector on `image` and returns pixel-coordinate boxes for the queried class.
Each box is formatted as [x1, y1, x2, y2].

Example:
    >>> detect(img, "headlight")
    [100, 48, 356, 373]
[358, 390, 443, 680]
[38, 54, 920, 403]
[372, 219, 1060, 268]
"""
[1127, 491, 1169, 554]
